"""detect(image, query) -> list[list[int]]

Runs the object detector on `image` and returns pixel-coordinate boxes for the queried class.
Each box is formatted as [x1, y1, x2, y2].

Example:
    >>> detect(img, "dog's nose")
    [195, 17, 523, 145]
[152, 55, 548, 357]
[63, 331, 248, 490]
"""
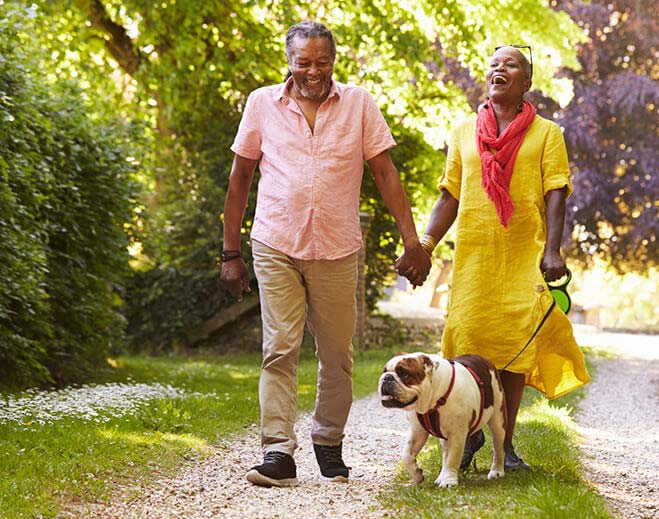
[383, 373, 395, 383]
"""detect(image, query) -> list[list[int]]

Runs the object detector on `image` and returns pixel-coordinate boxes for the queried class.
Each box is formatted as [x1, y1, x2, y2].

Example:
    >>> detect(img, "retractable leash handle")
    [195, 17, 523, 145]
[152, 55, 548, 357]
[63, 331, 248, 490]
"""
[545, 268, 572, 314]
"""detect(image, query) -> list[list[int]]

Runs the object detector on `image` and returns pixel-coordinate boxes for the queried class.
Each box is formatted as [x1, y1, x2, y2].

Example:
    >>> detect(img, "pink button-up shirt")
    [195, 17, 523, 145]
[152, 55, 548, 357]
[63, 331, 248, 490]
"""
[230, 79, 396, 260]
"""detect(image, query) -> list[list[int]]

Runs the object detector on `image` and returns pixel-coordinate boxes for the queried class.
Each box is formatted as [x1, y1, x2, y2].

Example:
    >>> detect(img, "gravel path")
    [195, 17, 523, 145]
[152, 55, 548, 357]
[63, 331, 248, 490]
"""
[573, 328, 659, 519]
[62, 394, 409, 518]
[62, 326, 659, 519]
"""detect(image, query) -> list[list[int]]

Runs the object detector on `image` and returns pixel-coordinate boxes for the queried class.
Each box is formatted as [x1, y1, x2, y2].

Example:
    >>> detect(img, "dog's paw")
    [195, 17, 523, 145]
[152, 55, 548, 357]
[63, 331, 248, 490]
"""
[434, 475, 458, 488]
[487, 469, 504, 480]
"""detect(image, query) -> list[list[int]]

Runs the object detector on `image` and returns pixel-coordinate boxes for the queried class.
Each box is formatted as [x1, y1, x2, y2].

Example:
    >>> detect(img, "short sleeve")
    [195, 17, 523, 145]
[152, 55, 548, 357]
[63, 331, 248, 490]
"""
[230, 92, 262, 160]
[361, 91, 396, 161]
[438, 126, 463, 200]
[542, 123, 573, 199]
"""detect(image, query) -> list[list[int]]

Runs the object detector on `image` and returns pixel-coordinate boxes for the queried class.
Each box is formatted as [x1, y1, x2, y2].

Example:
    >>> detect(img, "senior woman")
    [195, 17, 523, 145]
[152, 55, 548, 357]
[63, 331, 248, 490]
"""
[399, 46, 590, 470]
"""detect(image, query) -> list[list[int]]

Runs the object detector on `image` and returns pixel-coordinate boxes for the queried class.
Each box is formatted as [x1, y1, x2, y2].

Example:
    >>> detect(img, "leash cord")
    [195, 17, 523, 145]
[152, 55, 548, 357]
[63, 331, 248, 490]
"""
[500, 300, 556, 372]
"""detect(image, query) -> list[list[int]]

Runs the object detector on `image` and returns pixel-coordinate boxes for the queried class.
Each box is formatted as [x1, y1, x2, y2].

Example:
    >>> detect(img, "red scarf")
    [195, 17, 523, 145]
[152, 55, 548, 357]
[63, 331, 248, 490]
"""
[476, 100, 536, 227]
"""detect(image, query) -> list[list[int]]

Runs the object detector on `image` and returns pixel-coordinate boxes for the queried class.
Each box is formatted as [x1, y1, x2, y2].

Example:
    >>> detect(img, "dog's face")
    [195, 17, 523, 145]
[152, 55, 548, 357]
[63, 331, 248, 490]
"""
[379, 353, 434, 409]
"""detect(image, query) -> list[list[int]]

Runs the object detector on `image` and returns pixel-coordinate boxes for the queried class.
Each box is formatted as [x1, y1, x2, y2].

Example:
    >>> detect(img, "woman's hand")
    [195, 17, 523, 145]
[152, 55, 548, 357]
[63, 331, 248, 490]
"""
[395, 244, 431, 287]
[541, 250, 567, 282]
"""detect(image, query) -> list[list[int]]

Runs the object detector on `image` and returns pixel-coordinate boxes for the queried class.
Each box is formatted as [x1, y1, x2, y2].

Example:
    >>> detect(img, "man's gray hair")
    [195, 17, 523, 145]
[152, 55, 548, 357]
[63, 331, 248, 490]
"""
[285, 21, 336, 61]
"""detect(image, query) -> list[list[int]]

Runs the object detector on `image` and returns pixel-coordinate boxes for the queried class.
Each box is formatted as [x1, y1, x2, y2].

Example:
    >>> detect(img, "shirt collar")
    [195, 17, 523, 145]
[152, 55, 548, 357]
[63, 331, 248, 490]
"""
[273, 76, 342, 103]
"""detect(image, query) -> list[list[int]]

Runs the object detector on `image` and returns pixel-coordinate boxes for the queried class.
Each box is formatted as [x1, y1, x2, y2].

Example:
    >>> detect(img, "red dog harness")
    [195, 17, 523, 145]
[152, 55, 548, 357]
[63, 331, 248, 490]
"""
[416, 360, 486, 440]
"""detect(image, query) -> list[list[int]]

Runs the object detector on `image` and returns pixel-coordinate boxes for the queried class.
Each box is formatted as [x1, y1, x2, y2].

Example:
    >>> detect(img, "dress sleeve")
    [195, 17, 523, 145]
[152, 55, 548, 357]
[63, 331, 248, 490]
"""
[361, 91, 396, 161]
[542, 123, 573, 199]
[438, 125, 463, 200]
[230, 91, 262, 160]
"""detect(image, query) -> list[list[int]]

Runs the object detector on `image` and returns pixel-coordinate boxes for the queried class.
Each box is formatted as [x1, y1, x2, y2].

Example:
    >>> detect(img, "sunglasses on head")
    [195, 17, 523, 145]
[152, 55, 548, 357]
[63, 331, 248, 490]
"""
[495, 45, 533, 78]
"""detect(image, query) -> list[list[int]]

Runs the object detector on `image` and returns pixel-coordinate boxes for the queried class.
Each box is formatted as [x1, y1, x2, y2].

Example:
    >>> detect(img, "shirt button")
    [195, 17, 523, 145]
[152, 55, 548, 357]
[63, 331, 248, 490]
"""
[536, 284, 545, 292]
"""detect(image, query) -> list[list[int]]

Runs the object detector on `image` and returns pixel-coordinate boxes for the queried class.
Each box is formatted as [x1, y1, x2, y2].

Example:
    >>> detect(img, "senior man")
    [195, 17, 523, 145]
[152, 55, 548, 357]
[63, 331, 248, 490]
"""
[220, 20, 430, 488]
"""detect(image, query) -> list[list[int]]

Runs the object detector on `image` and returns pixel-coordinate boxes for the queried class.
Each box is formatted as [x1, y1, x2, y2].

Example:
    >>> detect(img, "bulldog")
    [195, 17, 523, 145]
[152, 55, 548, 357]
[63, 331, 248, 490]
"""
[379, 352, 507, 487]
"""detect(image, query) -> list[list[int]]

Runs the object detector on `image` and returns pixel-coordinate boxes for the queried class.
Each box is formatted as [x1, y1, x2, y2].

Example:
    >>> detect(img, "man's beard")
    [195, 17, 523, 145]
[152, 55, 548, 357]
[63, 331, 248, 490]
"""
[297, 78, 330, 101]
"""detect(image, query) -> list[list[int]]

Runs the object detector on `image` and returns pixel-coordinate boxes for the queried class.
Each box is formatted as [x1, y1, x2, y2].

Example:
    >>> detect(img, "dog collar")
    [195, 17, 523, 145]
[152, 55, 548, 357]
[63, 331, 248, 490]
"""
[416, 360, 486, 440]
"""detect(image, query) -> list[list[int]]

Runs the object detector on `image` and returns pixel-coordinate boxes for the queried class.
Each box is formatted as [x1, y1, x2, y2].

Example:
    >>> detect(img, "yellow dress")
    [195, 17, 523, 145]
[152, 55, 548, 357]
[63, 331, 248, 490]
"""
[439, 114, 590, 399]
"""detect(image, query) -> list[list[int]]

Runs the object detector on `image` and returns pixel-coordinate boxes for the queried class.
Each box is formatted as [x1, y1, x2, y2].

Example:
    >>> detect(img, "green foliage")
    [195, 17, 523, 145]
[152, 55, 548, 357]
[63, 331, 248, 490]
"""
[550, 0, 658, 272]
[0, 5, 140, 386]
[26, 0, 587, 348]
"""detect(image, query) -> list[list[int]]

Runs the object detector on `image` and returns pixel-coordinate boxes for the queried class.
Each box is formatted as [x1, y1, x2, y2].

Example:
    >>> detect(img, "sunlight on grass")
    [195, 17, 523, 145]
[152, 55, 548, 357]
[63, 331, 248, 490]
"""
[227, 371, 258, 380]
[518, 398, 576, 437]
[98, 428, 209, 451]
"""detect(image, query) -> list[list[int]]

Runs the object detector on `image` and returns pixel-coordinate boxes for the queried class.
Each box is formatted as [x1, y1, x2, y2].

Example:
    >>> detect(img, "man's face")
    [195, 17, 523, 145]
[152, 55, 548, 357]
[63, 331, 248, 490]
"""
[287, 36, 335, 101]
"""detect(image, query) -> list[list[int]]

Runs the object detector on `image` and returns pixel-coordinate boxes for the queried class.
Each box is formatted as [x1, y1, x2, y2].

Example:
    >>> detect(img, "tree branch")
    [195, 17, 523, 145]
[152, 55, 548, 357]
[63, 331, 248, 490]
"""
[82, 0, 142, 76]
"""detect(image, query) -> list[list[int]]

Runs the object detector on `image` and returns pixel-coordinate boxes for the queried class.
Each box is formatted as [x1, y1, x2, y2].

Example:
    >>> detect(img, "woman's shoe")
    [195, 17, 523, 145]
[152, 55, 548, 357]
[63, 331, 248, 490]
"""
[504, 444, 531, 470]
[460, 429, 485, 469]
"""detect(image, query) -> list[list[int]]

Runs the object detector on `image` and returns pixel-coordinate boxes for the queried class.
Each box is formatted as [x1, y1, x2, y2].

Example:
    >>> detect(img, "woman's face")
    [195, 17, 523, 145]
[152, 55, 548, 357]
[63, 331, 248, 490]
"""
[486, 47, 532, 103]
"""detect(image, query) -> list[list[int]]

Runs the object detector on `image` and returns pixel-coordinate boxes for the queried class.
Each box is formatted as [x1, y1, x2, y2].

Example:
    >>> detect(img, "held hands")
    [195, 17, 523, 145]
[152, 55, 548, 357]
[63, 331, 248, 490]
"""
[395, 243, 432, 287]
[220, 256, 251, 302]
[541, 250, 567, 283]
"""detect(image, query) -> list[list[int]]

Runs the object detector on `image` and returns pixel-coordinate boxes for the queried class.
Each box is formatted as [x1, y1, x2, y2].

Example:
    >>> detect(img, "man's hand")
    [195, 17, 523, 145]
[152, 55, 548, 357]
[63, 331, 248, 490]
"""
[541, 250, 567, 282]
[220, 259, 251, 302]
[395, 243, 432, 287]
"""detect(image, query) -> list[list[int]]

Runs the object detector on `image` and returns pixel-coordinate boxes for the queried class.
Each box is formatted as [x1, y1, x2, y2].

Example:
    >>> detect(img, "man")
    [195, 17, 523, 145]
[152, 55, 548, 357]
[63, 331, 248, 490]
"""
[220, 21, 430, 488]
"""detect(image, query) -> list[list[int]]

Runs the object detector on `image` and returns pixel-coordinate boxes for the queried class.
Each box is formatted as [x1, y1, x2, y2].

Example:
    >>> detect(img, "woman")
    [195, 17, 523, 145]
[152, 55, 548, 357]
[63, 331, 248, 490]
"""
[400, 46, 590, 470]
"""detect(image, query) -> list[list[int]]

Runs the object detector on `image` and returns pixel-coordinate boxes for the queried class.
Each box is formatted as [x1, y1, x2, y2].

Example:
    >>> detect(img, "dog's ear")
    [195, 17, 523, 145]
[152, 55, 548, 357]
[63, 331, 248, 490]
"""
[396, 356, 427, 386]
[420, 354, 434, 373]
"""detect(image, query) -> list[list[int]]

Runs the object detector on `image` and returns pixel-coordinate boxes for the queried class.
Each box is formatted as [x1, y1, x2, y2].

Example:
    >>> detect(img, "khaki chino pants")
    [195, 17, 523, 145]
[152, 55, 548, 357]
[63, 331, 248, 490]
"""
[252, 240, 358, 456]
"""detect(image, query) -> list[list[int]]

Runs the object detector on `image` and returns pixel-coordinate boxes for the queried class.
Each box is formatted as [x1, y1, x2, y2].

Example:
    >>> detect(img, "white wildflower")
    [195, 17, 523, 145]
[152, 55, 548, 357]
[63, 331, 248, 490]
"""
[0, 383, 188, 425]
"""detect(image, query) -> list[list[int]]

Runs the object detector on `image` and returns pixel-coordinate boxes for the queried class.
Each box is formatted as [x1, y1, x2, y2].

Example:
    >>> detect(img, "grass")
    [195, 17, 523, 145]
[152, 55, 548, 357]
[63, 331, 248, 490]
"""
[0, 346, 398, 518]
[0, 343, 612, 518]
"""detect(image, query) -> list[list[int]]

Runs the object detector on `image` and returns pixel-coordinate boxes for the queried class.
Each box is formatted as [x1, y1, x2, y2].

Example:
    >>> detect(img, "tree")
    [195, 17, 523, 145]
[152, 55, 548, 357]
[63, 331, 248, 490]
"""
[548, 0, 658, 272]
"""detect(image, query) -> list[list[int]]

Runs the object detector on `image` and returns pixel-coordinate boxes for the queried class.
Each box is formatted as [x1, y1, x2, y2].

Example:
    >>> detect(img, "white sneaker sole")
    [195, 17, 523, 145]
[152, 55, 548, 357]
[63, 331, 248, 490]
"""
[246, 469, 299, 487]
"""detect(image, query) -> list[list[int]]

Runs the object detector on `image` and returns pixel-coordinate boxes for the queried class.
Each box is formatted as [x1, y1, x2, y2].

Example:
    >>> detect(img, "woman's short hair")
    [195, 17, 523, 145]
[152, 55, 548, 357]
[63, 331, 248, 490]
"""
[285, 21, 336, 61]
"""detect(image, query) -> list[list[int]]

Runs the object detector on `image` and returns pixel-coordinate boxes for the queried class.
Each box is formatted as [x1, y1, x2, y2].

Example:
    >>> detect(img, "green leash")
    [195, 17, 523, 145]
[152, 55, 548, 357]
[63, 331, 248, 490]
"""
[500, 268, 572, 372]
[501, 299, 555, 372]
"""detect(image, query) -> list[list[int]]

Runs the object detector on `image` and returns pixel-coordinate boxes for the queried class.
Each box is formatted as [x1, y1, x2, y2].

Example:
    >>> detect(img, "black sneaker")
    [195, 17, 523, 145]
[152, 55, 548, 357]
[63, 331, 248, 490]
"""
[313, 443, 350, 482]
[504, 444, 531, 470]
[246, 450, 299, 487]
[460, 429, 485, 470]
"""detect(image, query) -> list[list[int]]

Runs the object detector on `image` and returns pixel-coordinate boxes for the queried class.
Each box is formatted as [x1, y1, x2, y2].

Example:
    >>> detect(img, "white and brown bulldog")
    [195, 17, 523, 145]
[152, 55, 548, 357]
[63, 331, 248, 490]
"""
[379, 352, 507, 487]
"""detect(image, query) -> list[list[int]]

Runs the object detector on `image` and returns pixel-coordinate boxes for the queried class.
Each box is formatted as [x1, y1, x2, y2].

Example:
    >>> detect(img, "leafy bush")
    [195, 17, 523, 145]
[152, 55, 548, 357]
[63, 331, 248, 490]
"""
[0, 7, 139, 387]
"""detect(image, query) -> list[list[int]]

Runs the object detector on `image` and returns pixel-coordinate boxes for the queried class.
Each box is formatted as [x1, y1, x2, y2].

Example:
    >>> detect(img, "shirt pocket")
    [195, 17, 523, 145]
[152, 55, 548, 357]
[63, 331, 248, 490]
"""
[327, 123, 362, 165]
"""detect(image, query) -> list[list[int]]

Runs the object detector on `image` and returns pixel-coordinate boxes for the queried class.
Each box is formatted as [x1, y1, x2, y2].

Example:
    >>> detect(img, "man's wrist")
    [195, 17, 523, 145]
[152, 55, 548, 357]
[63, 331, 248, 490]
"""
[217, 250, 243, 272]
[221, 249, 242, 261]
[402, 234, 421, 251]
